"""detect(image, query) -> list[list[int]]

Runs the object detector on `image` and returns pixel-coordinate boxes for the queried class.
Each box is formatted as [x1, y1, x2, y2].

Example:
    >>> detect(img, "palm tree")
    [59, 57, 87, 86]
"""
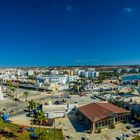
[76, 81, 84, 94]
[38, 131, 46, 140]
[28, 100, 36, 126]
[13, 84, 19, 99]
[70, 79, 85, 94]
[0, 78, 3, 85]
[6, 80, 12, 87]
[130, 88, 135, 93]
[11, 87, 16, 99]
[35, 111, 47, 140]
[23, 91, 29, 102]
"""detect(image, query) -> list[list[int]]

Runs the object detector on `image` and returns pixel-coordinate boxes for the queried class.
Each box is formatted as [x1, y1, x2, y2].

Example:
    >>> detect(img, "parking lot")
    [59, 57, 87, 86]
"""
[56, 113, 140, 140]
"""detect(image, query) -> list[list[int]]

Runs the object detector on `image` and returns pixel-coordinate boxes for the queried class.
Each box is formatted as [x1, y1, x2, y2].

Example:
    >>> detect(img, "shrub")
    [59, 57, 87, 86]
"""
[95, 127, 102, 133]
[109, 124, 115, 129]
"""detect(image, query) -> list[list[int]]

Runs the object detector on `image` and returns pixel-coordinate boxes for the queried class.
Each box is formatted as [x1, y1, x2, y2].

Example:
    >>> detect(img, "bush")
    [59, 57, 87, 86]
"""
[95, 127, 101, 133]
[14, 98, 20, 101]
[134, 116, 140, 122]
[132, 136, 140, 140]
[109, 124, 115, 129]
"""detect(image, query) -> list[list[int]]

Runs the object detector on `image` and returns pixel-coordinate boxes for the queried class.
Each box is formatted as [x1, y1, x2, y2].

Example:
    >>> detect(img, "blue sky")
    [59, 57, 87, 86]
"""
[0, 0, 140, 66]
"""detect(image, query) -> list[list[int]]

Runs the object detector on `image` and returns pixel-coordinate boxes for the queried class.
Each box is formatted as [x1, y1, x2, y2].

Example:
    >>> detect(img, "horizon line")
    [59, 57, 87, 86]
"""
[0, 64, 140, 68]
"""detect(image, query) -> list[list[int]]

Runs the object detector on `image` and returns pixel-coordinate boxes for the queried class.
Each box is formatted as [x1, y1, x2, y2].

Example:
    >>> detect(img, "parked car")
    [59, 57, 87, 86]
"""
[126, 125, 131, 129]
[66, 135, 70, 139]
[116, 137, 121, 140]
[81, 137, 86, 140]
[131, 130, 136, 134]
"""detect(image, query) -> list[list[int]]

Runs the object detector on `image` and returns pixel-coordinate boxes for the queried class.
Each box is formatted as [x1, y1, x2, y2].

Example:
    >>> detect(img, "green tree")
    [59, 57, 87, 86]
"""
[6, 80, 12, 87]
[109, 124, 115, 129]
[95, 127, 102, 133]
[28, 75, 36, 80]
[13, 84, 19, 99]
[28, 100, 37, 126]
[38, 131, 46, 140]
[11, 87, 16, 99]
[130, 88, 135, 93]
[75, 81, 84, 93]
[23, 91, 29, 102]
[69, 78, 86, 94]
[35, 111, 47, 140]
[0, 78, 3, 85]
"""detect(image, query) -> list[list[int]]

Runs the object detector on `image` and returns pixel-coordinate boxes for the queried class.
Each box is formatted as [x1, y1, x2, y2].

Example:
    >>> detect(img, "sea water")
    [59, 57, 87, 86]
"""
[122, 75, 140, 81]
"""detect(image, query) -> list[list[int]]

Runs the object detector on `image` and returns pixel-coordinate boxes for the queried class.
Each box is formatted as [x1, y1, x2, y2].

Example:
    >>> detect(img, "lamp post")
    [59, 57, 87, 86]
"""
[54, 118, 56, 140]
[46, 130, 49, 140]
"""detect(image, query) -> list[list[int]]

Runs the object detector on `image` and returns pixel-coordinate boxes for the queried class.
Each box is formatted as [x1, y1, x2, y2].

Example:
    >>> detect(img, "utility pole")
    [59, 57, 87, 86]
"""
[54, 118, 56, 140]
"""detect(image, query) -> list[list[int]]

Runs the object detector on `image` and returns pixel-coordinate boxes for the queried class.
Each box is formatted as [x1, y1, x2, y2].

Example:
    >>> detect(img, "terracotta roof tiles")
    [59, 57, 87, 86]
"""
[78, 103, 130, 122]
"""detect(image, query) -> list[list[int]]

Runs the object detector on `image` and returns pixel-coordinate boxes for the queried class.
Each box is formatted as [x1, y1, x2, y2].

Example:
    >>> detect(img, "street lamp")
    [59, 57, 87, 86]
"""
[46, 130, 49, 140]
[54, 118, 56, 140]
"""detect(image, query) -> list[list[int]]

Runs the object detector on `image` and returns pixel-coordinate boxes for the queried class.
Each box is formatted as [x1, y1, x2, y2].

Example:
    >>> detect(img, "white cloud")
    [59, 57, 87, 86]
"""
[75, 59, 100, 63]
[66, 5, 72, 11]
[123, 7, 135, 13]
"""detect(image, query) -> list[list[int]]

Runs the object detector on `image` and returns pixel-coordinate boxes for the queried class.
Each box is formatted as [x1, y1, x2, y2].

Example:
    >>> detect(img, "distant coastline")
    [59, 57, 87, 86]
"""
[121, 73, 140, 81]
[121, 73, 140, 78]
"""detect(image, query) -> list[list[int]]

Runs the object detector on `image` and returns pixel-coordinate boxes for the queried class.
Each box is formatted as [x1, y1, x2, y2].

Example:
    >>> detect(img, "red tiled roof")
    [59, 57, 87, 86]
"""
[78, 103, 130, 122]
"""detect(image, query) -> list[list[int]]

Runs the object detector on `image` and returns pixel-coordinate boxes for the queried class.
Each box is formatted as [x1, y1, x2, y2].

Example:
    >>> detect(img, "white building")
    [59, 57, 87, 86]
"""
[0, 74, 17, 81]
[84, 83, 96, 91]
[78, 69, 99, 78]
[0, 86, 4, 100]
[50, 70, 59, 75]
[42, 103, 77, 119]
[78, 70, 86, 77]
[115, 69, 122, 74]
[68, 75, 79, 82]
[37, 75, 68, 84]
[95, 72, 100, 77]
[17, 70, 27, 76]
[27, 70, 34, 76]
